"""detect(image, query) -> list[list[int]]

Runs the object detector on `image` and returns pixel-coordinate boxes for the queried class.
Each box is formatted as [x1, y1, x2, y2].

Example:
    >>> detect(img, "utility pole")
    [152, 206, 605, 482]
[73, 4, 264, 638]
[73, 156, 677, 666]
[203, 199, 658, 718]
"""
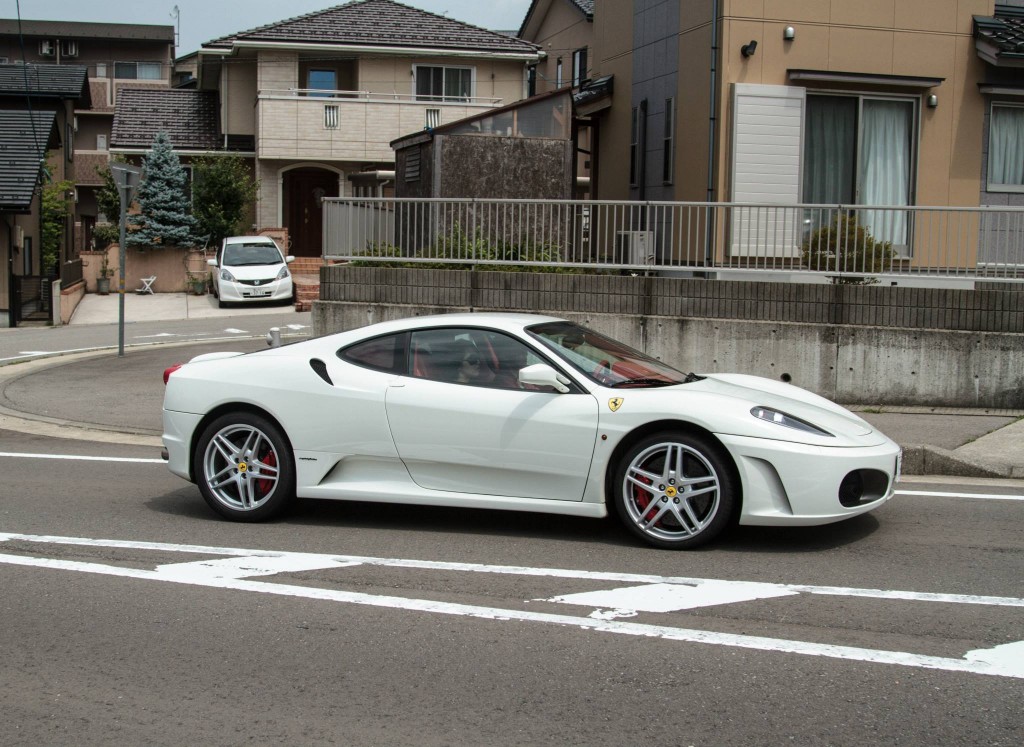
[110, 162, 142, 357]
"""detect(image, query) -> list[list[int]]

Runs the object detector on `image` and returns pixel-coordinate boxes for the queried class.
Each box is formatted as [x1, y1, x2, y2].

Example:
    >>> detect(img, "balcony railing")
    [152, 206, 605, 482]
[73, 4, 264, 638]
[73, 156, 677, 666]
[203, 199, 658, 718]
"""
[323, 198, 1024, 283]
[259, 88, 502, 106]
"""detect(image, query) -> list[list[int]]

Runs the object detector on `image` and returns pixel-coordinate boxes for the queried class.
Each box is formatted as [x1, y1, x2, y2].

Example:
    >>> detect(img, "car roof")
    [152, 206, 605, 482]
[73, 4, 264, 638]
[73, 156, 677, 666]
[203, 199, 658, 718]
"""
[356, 312, 566, 336]
[223, 235, 277, 246]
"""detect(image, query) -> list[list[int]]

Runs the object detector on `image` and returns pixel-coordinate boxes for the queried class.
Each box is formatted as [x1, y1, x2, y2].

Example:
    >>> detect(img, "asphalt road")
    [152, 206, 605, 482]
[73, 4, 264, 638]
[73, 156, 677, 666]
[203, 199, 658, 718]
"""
[0, 427, 1021, 745]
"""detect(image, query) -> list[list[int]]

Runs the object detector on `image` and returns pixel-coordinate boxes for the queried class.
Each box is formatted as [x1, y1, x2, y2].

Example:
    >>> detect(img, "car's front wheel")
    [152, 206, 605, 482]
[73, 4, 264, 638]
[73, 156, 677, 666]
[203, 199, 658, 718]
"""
[612, 431, 736, 549]
[194, 412, 294, 521]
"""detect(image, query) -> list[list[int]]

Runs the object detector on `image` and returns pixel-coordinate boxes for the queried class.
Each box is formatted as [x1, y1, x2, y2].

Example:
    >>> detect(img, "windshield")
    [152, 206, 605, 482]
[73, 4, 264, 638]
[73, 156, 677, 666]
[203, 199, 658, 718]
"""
[528, 321, 690, 388]
[222, 244, 283, 267]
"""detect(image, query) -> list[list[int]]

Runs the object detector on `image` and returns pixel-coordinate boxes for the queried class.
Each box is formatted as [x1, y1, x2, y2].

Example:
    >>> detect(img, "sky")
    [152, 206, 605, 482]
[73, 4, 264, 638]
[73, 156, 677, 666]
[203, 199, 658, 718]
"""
[4, 0, 534, 55]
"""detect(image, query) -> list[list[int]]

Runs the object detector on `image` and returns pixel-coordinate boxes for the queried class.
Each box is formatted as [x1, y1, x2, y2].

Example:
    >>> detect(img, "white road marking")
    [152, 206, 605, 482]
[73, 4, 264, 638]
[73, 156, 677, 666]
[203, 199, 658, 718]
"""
[134, 333, 178, 338]
[223, 328, 247, 334]
[545, 582, 798, 619]
[0, 532, 1019, 680]
[0, 452, 164, 464]
[285, 324, 308, 330]
[2, 532, 1021, 609]
[896, 489, 1024, 501]
[0, 544, 1019, 679]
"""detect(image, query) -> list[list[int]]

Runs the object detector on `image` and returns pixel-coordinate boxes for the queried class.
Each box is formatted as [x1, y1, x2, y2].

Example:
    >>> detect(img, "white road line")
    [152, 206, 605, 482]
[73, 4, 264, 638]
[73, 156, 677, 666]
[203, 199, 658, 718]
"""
[896, 489, 1024, 501]
[0, 452, 164, 464]
[1, 533, 1021, 608]
[0, 549, 1019, 679]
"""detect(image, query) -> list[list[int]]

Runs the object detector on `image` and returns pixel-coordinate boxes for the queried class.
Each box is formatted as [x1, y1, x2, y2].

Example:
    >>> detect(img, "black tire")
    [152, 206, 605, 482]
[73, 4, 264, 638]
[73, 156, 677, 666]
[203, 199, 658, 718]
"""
[193, 412, 295, 522]
[612, 431, 737, 549]
[217, 298, 226, 309]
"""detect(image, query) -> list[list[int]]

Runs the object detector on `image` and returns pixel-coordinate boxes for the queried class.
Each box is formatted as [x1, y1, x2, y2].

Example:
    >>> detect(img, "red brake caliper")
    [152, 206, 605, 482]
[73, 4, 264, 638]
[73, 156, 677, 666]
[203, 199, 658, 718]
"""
[257, 449, 277, 497]
[633, 475, 660, 523]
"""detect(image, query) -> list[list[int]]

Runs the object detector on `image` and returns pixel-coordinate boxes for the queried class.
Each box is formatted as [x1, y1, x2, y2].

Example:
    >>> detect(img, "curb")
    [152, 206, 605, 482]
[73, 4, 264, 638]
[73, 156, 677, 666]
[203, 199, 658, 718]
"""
[900, 445, 1017, 479]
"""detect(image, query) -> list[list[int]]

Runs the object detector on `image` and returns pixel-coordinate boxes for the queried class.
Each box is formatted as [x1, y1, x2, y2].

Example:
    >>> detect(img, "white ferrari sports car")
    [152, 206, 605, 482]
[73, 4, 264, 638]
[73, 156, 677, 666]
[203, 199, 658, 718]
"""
[162, 313, 901, 549]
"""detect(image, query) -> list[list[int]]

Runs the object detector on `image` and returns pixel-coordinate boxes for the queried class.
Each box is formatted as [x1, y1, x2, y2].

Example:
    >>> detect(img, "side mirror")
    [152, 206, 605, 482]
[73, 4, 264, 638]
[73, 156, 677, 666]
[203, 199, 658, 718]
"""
[206, 258, 217, 267]
[519, 363, 571, 393]
[285, 255, 295, 264]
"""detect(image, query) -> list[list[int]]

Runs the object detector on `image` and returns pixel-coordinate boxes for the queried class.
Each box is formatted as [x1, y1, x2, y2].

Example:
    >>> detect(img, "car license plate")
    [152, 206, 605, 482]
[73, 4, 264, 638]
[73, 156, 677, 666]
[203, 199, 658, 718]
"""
[247, 289, 271, 297]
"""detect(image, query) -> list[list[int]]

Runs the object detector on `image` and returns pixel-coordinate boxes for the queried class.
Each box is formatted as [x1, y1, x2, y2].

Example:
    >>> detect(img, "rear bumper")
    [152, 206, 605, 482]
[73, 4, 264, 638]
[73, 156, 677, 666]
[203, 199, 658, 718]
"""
[162, 409, 204, 482]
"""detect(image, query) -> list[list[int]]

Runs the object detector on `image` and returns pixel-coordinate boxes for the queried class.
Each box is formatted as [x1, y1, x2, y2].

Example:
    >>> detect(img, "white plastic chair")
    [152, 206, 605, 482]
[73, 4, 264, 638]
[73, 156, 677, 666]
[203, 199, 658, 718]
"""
[136, 276, 156, 294]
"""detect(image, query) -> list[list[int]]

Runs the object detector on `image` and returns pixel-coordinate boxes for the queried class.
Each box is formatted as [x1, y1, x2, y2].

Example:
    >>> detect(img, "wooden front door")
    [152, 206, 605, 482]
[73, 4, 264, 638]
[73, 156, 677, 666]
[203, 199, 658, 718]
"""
[285, 168, 339, 257]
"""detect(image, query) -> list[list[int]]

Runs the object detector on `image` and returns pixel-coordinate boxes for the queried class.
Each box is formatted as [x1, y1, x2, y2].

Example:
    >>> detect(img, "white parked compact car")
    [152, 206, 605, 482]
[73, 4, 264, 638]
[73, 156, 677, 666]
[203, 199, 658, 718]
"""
[162, 313, 901, 549]
[208, 235, 294, 308]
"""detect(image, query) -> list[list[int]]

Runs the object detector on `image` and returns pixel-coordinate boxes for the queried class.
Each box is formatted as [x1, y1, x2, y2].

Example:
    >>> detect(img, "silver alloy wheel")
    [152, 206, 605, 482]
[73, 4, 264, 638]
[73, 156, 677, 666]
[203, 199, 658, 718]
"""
[202, 423, 281, 511]
[621, 441, 721, 542]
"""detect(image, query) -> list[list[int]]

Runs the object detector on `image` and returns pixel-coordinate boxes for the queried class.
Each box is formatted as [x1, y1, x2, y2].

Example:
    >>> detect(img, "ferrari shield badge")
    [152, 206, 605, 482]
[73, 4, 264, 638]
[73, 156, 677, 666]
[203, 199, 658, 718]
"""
[608, 397, 624, 412]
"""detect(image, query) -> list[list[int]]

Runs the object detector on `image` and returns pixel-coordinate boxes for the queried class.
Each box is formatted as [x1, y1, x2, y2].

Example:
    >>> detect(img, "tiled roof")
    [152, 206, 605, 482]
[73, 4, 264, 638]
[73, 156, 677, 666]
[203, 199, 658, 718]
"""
[974, 6, 1024, 64]
[518, 0, 593, 39]
[111, 88, 220, 150]
[0, 109, 57, 211]
[0, 63, 90, 104]
[204, 0, 539, 56]
[0, 19, 174, 42]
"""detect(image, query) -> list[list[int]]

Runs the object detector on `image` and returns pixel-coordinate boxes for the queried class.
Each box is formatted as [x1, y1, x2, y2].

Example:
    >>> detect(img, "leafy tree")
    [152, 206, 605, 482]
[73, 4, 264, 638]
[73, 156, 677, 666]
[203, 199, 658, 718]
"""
[95, 155, 127, 223]
[41, 178, 74, 275]
[128, 131, 196, 247]
[191, 154, 260, 247]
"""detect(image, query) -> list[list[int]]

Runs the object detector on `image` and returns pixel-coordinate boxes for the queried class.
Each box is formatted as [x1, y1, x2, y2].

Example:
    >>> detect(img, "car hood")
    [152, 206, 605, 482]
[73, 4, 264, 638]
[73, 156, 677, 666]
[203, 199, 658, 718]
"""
[693, 373, 874, 439]
[223, 264, 285, 280]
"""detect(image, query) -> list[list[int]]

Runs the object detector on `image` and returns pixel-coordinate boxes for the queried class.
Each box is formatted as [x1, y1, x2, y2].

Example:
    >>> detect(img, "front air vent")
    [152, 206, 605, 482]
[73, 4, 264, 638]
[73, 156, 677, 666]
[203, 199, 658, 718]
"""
[310, 358, 333, 385]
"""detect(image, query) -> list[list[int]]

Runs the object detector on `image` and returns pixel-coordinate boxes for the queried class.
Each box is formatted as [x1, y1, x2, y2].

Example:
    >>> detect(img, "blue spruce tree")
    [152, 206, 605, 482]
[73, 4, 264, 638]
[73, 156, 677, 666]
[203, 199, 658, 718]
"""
[128, 131, 196, 247]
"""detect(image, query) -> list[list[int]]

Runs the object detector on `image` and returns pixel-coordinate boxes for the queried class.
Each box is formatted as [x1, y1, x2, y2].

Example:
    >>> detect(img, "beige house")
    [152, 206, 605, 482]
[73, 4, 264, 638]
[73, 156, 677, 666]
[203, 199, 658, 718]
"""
[526, 1, 1024, 214]
[184, 0, 539, 257]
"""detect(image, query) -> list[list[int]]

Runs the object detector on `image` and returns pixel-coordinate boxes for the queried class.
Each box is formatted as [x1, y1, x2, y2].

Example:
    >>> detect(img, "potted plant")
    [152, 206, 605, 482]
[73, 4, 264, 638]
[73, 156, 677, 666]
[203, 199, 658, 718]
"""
[96, 253, 114, 295]
[187, 269, 206, 296]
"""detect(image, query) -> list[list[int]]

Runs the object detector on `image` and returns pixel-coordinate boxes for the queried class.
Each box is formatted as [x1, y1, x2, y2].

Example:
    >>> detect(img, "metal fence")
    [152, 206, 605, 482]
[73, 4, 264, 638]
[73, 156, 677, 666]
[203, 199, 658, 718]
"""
[323, 198, 1024, 282]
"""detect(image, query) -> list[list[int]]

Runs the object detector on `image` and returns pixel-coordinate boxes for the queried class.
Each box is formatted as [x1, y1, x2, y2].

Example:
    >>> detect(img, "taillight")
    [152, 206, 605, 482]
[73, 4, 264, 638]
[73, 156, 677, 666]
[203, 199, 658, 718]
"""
[163, 363, 183, 385]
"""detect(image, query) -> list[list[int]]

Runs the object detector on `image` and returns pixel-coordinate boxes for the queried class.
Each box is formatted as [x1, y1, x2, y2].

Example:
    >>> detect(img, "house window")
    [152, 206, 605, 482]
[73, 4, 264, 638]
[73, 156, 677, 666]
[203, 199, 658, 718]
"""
[663, 97, 675, 184]
[556, 58, 563, 89]
[414, 66, 472, 102]
[308, 69, 337, 97]
[23, 236, 33, 276]
[572, 48, 588, 87]
[95, 63, 107, 78]
[803, 93, 916, 246]
[988, 104, 1024, 191]
[114, 61, 163, 80]
[425, 108, 440, 129]
[527, 65, 536, 97]
[629, 106, 640, 187]
[324, 104, 339, 129]
[97, 134, 107, 151]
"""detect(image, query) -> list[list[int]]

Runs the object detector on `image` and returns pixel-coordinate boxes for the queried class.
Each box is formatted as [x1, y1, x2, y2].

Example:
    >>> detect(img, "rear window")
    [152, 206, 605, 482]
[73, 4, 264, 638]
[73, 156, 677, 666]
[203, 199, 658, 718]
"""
[338, 332, 407, 374]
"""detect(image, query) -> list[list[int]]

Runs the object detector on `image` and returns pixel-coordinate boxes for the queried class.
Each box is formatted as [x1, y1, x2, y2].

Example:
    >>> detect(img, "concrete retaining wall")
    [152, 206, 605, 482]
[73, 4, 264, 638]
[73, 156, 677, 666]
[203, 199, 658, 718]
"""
[313, 267, 1024, 408]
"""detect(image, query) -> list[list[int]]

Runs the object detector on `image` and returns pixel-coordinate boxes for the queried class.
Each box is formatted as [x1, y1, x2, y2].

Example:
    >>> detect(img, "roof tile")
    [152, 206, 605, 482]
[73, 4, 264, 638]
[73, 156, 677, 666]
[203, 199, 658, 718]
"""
[111, 88, 219, 150]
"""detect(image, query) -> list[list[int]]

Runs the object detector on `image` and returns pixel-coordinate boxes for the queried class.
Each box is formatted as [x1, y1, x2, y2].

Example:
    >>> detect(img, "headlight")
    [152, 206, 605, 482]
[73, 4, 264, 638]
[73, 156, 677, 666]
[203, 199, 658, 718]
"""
[750, 406, 834, 437]
[219, 269, 236, 283]
[275, 266, 290, 281]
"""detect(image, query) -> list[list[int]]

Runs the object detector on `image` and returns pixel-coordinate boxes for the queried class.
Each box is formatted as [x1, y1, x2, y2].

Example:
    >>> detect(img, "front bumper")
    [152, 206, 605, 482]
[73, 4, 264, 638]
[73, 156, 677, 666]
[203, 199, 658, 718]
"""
[717, 433, 902, 526]
[219, 276, 293, 303]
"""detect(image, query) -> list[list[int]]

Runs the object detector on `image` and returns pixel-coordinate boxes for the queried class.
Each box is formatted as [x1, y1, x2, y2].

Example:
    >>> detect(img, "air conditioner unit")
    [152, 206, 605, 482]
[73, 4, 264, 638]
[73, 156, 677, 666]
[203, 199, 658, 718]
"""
[616, 230, 655, 266]
[39, 40, 55, 57]
[61, 40, 79, 58]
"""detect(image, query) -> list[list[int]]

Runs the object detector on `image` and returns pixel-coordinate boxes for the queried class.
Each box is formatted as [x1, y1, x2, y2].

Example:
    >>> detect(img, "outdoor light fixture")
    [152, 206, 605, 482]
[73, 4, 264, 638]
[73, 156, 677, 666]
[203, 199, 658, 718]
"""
[927, 94, 938, 108]
[783, 26, 796, 41]
[741, 40, 758, 57]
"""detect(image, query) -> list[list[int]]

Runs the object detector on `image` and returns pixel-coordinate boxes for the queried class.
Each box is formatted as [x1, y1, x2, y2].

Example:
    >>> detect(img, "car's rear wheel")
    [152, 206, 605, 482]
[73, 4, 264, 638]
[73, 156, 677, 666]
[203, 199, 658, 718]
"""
[194, 412, 294, 521]
[612, 431, 736, 549]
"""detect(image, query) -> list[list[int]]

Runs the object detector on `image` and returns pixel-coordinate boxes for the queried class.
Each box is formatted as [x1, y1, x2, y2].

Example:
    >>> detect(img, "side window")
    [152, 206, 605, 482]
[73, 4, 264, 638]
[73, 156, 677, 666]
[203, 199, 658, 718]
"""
[409, 328, 547, 390]
[338, 332, 406, 374]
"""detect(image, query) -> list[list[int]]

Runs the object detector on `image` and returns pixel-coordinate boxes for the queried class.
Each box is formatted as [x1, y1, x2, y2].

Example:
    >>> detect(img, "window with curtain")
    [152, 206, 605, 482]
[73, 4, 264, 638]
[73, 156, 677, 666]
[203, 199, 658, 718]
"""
[803, 94, 914, 247]
[988, 104, 1024, 190]
[415, 66, 472, 102]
